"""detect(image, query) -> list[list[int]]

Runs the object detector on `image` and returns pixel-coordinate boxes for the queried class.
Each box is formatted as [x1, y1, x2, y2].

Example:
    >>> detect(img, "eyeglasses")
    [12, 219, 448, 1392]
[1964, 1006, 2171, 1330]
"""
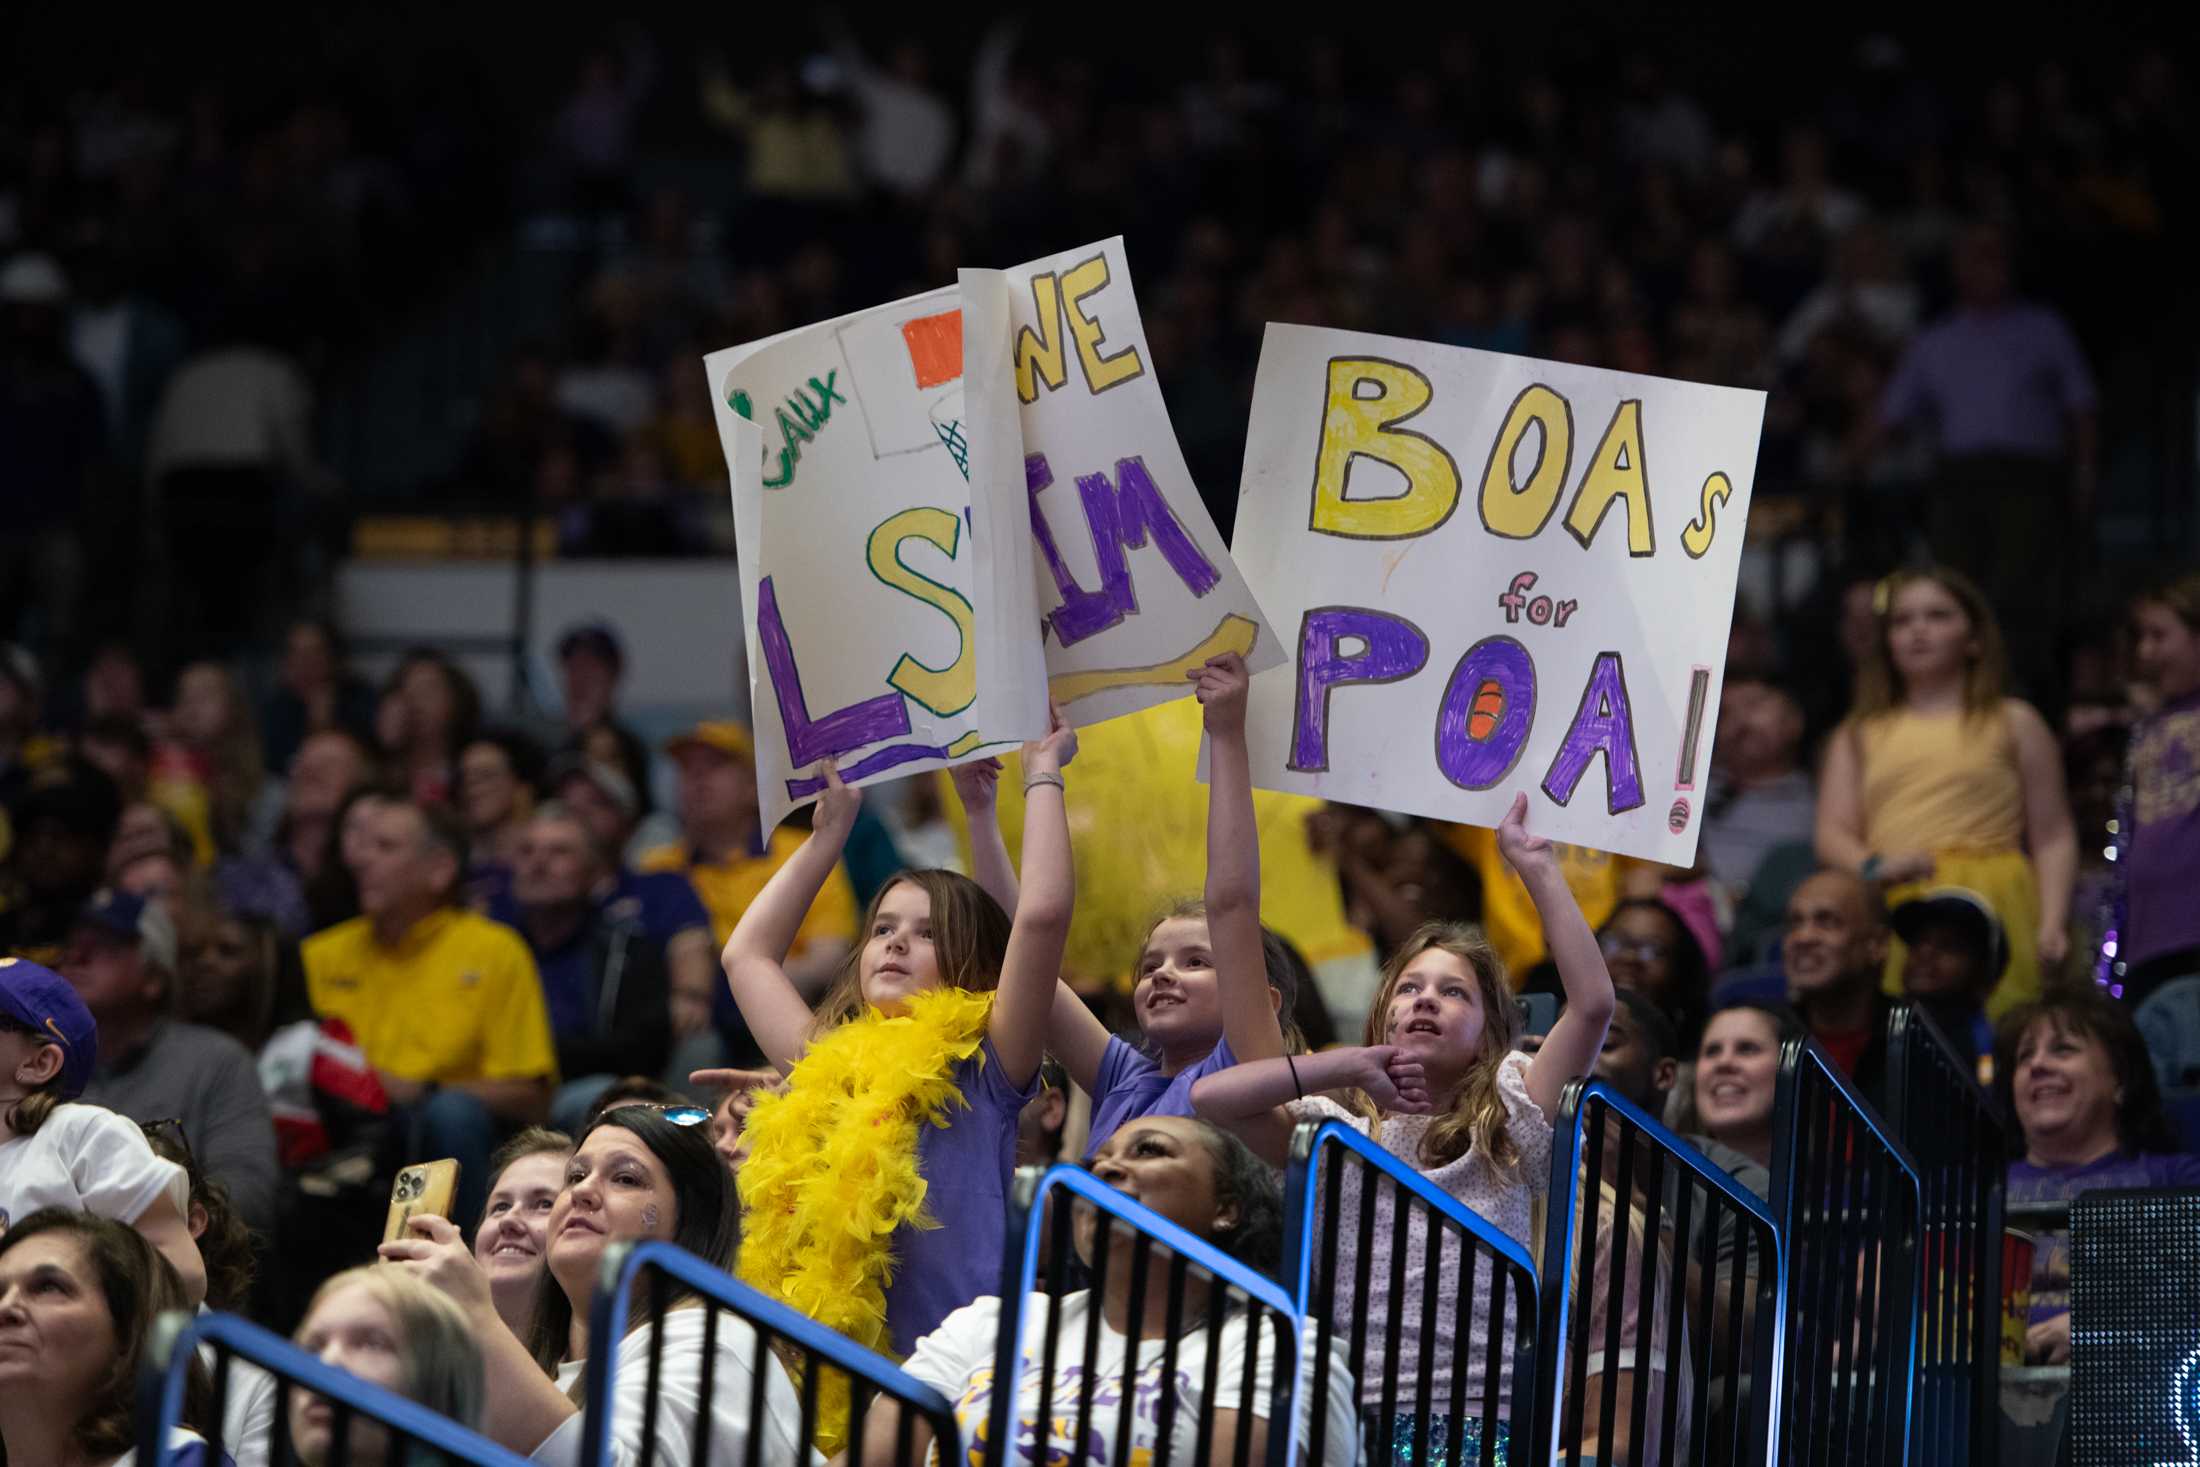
[141, 1116, 194, 1164]
[1599, 935, 1672, 964]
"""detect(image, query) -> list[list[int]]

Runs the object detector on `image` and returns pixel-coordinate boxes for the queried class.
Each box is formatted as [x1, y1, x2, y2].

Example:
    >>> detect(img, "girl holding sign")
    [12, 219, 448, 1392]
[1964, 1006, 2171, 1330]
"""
[1815, 567, 2077, 1014]
[717, 708, 1078, 1411]
[1193, 794, 1615, 1466]
[955, 653, 1296, 1155]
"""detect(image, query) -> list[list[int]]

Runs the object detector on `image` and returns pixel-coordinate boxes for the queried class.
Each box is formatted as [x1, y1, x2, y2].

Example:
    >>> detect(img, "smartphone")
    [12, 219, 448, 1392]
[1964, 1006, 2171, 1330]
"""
[1514, 992, 1560, 1039]
[382, 1159, 461, 1244]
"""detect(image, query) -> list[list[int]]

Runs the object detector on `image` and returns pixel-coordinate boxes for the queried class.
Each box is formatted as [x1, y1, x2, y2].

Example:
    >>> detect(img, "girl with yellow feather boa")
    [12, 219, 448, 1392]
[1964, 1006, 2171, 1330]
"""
[721, 705, 1079, 1380]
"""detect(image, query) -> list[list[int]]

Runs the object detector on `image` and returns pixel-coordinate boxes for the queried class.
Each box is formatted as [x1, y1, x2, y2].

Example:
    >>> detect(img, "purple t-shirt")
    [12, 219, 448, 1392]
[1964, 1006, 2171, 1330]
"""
[1084, 1035, 1239, 1156]
[884, 1035, 1037, 1356]
[2006, 1150, 2200, 1325]
[2127, 692, 2200, 968]
[1878, 302, 2097, 458]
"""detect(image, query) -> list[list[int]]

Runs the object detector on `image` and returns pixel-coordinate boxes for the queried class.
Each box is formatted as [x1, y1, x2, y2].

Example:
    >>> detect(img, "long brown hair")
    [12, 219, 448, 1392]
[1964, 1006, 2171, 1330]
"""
[1849, 567, 2007, 722]
[1353, 921, 1523, 1173]
[808, 870, 1012, 1036]
[177, 661, 266, 854]
[2136, 571, 2200, 630]
[1993, 986, 2180, 1156]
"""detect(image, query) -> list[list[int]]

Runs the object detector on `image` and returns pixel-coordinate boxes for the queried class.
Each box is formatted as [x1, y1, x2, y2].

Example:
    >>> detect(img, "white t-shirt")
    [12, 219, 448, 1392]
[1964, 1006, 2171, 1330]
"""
[196, 1306, 279, 1467]
[903, 1291, 1362, 1467]
[107, 1426, 212, 1467]
[0, 1103, 188, 1235]
[535, 1306, 820, 1467]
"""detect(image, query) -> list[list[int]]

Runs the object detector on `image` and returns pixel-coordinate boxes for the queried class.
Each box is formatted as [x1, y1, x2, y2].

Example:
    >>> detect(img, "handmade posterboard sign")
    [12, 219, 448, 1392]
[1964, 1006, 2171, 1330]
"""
[966, 236, 1280, 724]
[1230, 325, 1765, 865]
[708, 280, 1049, 831]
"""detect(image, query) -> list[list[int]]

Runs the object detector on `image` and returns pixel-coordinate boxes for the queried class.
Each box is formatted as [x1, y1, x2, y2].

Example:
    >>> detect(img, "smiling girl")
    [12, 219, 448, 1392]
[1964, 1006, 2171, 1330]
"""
[718, 709, 1077, 1377]
[957, 654, 1292, 1155]
[1195, 793, 1615, 1465]
[471, 1127, 571, 1341]
[1815, 567, 2077, 1014]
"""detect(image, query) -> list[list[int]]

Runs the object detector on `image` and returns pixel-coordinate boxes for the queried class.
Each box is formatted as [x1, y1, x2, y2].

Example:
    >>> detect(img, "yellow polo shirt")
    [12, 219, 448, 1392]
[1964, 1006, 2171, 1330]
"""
[1439, 824, 1648, 981]
[302, 908, 558, 1085]
[637, 830, 858, 955]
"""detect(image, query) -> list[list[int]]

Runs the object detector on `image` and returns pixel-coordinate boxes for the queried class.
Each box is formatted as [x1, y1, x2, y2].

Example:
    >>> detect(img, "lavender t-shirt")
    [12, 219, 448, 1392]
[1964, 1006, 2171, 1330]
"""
[883, 1035, 1037, 1357]
[1084, 1036, 1239, 1156]
[2006, 1150, 2200, 1327]
[2127, 691, 2200, 968]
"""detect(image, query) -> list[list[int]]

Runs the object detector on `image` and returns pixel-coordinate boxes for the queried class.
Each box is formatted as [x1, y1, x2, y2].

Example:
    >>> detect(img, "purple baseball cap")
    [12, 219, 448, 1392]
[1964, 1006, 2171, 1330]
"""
[0, 956, 98, 1098]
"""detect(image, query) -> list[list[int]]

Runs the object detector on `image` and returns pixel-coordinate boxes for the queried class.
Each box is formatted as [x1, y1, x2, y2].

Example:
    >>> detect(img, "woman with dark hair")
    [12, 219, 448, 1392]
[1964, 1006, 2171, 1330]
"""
[1996, 987, 2200, 1365]
[1598, 897, 1712, 1050]
[260, 618, 378, 776]
[381, 1105, 812, 1466]
[375, 649, 481, 809]
[870, 1116, 1358, 1466]
[1690, 1002, 1808, 1187]
[0, 1209, 216, 1466]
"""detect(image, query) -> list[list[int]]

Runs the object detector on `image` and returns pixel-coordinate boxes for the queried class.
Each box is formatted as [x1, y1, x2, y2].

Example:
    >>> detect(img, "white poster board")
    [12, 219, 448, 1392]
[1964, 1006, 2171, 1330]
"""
[707, 283, 1048, 831]
[1230, 324, 1765, 865]
[966, 237, 1280, 723]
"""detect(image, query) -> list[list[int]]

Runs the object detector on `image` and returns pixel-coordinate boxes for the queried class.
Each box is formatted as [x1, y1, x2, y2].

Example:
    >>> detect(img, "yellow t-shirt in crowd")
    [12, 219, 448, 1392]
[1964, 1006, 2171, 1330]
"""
[1439, 824, 1646, 980]
[302, 908, 558, 1085]
[637, 830, 859, 956]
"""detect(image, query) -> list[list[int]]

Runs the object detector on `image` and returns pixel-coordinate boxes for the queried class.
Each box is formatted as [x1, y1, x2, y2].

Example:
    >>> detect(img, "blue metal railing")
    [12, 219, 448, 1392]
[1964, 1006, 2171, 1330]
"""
[992, 1162, 1303, 1467]
[1538, 1078, 1785, 1466]
[138, 1309, 525, 1467]
[1282, 1118, 1540, 1467]
[1770, 1037, 1923, 1467]
[579, 1239, 959, 1467]
[1883, 1002, 2006, 1466]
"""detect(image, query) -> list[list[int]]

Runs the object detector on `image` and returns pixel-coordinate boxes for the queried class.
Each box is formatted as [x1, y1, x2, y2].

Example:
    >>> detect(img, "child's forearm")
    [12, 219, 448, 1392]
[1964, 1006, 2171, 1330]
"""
[1206, 726, 1285, 1064]
[964, 797, 1020, 912]
[1524, 866, 1615, 1019]
[991, 781, 1074, 1085]
[1192, 1049, 1368, 1120]
[724, 824, 850, 967]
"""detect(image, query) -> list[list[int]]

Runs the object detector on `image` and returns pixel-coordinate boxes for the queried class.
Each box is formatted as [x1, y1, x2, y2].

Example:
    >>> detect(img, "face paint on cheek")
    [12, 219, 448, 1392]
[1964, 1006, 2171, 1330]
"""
[641, 1204, 660, 1232]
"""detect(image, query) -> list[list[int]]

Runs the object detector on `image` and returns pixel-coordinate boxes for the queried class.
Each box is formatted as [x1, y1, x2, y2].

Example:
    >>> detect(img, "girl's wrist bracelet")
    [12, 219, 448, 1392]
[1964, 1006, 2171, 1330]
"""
[1024, 771, 1065, 794]
[1286, 1054, 1305, 1100]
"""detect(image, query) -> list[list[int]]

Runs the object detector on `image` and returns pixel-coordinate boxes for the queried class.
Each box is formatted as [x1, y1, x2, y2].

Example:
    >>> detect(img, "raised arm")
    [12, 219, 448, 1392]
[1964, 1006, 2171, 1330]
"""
[990, 706, 1078, 1089]
[1813, 721, 1872, 872]
[1192, 1046, 1427, 1166]
[2011, 700, 2079, 966]
[950, 758, 1019, 911]
[1502, 793, 1616, 1119]
[1197, 654, 1287, 1066]
[722, 766, 860, 1073]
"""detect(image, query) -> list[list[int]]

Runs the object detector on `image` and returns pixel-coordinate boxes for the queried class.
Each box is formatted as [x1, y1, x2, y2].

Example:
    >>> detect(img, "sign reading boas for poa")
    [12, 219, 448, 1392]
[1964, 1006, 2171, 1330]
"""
[1231, 325, 1764, 865]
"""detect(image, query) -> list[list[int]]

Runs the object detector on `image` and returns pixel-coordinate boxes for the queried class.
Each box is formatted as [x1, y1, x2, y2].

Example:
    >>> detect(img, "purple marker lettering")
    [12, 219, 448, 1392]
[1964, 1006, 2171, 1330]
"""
[756, 576, 909, 767]
[1032, 453, 1223, 648]
[1541, 651, 1646, 814]
[1434, 636, 1537, 791]
[1289, 607, 1429, 772]
[1026, 454, 1117, 645]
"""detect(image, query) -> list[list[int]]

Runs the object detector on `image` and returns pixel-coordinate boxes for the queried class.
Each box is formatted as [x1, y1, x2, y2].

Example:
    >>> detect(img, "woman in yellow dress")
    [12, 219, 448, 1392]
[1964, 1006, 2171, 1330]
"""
[1816, 568, 2078, 1016]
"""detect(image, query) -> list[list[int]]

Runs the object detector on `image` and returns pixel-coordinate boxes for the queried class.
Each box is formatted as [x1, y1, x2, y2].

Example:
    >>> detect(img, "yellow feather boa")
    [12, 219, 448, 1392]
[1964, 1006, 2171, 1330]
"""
[736, 986, 995, 1450]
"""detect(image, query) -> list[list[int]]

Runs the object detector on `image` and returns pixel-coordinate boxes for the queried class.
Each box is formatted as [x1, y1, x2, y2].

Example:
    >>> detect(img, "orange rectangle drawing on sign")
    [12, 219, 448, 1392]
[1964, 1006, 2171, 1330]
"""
[900, 310, 963, 390]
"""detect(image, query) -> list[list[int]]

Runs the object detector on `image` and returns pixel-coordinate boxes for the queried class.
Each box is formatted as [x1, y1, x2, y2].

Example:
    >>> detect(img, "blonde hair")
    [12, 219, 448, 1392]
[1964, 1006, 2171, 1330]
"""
[298, 1267, 486, 1432]
[2137, 571, 2200, 630]
[1353, 921, 1523, 1173]
[808, 870, 1012, 1036]
[1850, 567, 2006, 723]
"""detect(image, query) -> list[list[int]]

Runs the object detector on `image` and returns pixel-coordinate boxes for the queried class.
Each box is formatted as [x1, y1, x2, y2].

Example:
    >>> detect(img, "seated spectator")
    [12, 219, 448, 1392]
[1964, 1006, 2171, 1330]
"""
[143, 1123, 279, 1467]
[568, 719, 678, 861]
[555, 620, 643, 754]
[583, 1074, 680, 1124]
[276, 729, 376, 894]
[77, 713, 152, 806]
[67, 888, 279, 1233]
[509, 804, 672, 1129]
[290, 1266, 486, 1467]
[0, 1210, 216, 1467]
[636, 721, 855, 996]
[882, 1116, 1359, 1465]
[168, 660, 281, 860]
[374, 649, 480, 808]
[1566, 988, 1691, 1467]
[1995, 987, 2200, 1366]
[381, 1106, 813, 1467]
[707, 1081, 756, 1179]
[1891, 886, 2007, 1080]
[520, 754, 725, 1070]
[1782, 869, 1895, 1103]
[1598, 897, 1712, 1051]
[174, 902, 292, 1053]
[1701, 677, 1816, 907]
[1017, 1055, 1070, 1168]
[1690, 1003, 1803, 1191]
[300, 798, 557, 1224]
[302, 785, 386, 934]
[0, 758, 122, 964]
[458, 725, 547, 876]
[259, 618, 377, 777]
[0, 957, 206, 1302]
[473, 1127, 572, 1341]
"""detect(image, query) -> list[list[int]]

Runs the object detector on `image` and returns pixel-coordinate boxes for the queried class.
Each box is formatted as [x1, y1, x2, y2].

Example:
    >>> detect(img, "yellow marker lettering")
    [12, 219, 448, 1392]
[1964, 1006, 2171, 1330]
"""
[1060, 254, 1145, 395]
[1477, 383, 1574, 540]
[1310, 357, 1462, 540]
[1682, 472, 1732, 559]
[1048, 614, 1260, 706]
[1013, 272, 1068, 404]
[1564, 398, 1656, 556]
[866, 507, 977, 716]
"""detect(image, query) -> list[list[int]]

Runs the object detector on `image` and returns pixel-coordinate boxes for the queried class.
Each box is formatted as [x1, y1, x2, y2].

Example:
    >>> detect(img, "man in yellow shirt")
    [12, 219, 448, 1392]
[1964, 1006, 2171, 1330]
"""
[636, 721, 855, 999]
[302, 798, 556, 1222]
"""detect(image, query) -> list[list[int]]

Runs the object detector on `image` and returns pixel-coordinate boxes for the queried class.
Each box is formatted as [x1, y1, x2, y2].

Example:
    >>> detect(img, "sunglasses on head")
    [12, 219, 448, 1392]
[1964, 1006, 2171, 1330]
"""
[627, 1103, 712, 1127]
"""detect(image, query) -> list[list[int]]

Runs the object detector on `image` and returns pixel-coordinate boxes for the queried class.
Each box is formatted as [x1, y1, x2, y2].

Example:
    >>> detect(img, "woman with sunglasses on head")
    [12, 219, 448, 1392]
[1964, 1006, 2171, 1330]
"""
[381, 1104, 816, 1466]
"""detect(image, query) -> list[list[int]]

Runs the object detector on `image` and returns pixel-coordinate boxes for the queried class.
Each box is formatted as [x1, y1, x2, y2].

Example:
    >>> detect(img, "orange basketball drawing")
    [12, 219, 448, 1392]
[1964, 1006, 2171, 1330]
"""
[1467, 679, 1505, 740]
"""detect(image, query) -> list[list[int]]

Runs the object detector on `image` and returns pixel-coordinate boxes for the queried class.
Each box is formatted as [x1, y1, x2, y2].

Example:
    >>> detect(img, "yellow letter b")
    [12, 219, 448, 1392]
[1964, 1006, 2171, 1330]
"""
[1309, 358, 1460, 540]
